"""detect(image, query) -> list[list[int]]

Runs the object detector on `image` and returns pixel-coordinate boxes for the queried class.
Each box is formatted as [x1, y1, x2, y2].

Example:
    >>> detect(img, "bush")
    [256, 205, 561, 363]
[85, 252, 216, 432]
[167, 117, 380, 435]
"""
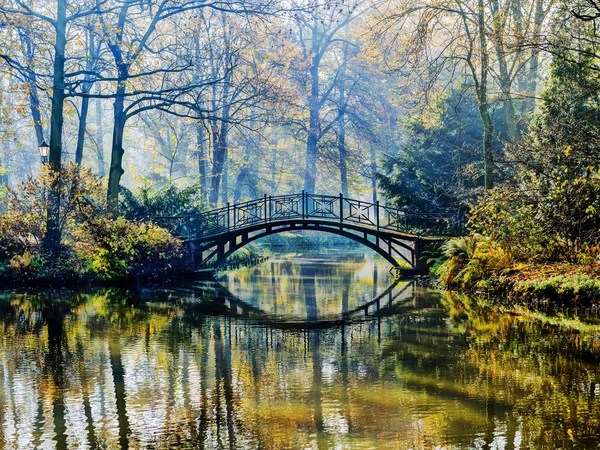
[84, 217, 183, 281]
[434, 235, 511, 289]
[0, 164, 185, 284]
[120, 182, 206, 218]
[468, 187, 560, 261]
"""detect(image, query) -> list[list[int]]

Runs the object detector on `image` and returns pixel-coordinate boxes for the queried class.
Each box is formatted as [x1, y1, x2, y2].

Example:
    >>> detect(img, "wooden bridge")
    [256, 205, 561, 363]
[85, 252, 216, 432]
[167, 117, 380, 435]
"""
[153, 192, 463, 273]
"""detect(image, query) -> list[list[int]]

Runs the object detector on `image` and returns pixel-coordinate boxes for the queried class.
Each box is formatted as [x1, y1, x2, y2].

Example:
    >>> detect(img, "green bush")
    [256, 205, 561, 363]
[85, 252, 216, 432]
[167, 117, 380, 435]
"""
[434, 235, 511, 289]
[84, 218, 183, 281]
[120, 182, 206, 218]
[468, 187, 559, 260]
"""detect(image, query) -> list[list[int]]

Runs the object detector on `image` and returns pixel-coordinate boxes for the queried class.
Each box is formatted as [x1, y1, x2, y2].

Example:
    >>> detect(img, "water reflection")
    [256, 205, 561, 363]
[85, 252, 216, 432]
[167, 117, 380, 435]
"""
[218, 252, 394, 321]
[0, 253, 599, 449]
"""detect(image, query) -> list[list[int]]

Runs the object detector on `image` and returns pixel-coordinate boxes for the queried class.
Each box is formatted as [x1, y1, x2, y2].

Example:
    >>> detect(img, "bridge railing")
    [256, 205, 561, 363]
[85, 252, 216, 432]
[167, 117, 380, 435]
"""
[148, 192, 465, 240]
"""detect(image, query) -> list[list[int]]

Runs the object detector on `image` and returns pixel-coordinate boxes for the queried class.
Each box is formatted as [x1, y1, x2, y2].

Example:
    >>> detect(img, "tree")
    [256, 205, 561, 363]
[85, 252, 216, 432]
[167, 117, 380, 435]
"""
[377, 89, 484, 212]
[83, 0, 276, 211]
[470, 56, 600, 259]
[0, 0, 107, 253]
[192, 10, 275, 205]
[283, 1, 362, 193]
[373, 0, 553, 190]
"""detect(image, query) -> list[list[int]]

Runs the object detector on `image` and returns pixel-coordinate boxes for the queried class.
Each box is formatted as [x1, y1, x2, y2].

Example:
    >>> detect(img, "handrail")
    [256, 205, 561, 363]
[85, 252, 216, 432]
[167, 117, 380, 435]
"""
[147, 192, 466, 240]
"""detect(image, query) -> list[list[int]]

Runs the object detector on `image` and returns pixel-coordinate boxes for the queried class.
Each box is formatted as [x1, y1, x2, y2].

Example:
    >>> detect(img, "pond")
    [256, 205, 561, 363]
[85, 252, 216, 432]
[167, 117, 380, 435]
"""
[1, 250, 599, 449]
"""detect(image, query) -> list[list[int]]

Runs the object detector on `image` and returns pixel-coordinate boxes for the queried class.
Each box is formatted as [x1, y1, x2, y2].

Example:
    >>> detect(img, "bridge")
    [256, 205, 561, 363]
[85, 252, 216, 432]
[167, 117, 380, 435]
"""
[153, 192, 464, 273]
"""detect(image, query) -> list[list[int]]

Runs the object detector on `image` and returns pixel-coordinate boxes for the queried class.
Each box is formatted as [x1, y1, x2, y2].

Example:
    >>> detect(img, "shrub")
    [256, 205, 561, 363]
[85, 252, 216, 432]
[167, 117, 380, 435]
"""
[120, 182, 206, 218]
[435, 235, 511, 289]
[8, 251, 44, 280]
[0, 163, 104, 258]
[83, 217, 183, 281]
[0, 164, 185, 284]
[468, 187, 557, 260]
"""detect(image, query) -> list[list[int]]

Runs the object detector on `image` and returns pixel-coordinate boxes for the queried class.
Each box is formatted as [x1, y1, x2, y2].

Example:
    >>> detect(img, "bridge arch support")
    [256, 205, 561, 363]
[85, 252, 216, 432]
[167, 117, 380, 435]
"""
[189, 219, 429, 272]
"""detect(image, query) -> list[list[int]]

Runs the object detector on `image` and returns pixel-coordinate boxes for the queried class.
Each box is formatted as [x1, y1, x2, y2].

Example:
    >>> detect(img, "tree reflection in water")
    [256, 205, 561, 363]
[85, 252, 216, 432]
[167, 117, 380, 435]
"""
[0, 252, 599, 449]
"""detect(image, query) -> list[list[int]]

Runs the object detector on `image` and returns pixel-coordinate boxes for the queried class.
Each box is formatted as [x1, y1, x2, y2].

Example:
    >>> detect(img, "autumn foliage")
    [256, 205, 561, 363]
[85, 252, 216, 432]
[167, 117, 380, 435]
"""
[0, 163, 183, 283]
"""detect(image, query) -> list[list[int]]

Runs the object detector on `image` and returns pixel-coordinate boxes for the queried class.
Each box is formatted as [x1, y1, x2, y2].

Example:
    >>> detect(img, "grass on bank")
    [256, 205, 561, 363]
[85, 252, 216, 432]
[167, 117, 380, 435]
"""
[433, 235, 600, 305]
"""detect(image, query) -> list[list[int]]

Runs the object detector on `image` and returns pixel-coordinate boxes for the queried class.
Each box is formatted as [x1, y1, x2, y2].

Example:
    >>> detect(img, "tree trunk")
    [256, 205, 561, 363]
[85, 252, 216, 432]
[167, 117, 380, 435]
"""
[480, 104, 494, 190]
[75, 33, 98, 166]
[495, 49, 518, 141]
[19, 31, 44, 145]
[107, 84, 127, 212]
[26, 76, 44, 146]
[44, 0, 67, 254]
[220, 150, 228, 205]
[95, 95, 105, 177]
[524, 0, 545, 115]
[490, 0, 518, 141]
[304, 59, 320, 194]
[233, 168, 248, 203]
[75, 96, 90, 165]
[477, 0, 494, 190]
[196, 122, 207, 200]
[500, 82, 518, 141]
[338, 44, 349, 197]
[209, 123, 228, 205]
[338, 122, 348, 197]
[209, 115, 230, 205]
[370, 144, 377, 204]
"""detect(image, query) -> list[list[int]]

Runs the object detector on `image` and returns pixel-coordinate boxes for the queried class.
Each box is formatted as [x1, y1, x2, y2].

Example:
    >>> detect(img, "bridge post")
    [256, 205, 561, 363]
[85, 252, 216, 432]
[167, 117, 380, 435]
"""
[218, 241, 225, 263]
[264, 193, 268, 222]
[301, 190, 305, 219]
[186, 240, 195, 271]
[414, 238, 428, 274]
[339, 192, 343, 223]
[227, 202, 231, 231]
[376, 200, 380, 247]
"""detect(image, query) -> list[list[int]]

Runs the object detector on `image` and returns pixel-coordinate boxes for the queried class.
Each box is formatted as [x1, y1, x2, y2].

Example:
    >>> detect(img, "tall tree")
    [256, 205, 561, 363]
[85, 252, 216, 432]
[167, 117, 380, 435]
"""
[0, 0, 106, 252]
[286, 2, 361, 193]
[373, 0, 553, 190]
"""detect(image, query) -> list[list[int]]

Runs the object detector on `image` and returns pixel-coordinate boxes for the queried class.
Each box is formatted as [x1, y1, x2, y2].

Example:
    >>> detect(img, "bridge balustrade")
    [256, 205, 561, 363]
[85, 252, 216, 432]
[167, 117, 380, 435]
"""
[148, 192, 465, 240]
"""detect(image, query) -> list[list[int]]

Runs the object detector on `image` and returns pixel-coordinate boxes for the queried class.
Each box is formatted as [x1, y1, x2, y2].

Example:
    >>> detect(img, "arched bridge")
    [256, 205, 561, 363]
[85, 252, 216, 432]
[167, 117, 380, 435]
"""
[153, 192, 464, 273]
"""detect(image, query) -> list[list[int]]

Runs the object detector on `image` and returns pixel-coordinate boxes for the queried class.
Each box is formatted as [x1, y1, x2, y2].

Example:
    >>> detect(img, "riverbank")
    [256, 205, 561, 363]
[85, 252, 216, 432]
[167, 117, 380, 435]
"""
[436, 259, 600, 307]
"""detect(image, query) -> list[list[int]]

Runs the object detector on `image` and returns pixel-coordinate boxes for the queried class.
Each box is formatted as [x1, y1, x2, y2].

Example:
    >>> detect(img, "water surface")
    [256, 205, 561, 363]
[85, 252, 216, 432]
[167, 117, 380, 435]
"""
[1, 251, 599, 449]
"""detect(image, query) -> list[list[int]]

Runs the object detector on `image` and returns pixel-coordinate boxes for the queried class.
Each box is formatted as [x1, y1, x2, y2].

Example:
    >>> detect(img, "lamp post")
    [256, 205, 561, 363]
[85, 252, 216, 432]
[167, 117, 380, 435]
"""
[38, 141, 50, 165]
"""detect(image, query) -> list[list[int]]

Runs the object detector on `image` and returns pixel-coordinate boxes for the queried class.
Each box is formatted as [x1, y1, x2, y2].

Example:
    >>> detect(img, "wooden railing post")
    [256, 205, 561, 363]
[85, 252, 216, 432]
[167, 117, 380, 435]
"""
[376, 200, 380, 231]
[302, 190, 305, 219]
[269, 195, 272, 221]
[339, 192, 343, 223]
[227, 202, 231, 230]
[264, 193, 268, 223]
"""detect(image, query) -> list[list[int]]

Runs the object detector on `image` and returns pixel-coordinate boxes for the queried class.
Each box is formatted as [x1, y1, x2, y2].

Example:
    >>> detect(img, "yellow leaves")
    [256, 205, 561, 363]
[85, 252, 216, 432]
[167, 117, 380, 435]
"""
[565, 146, 572, 157]
[567, 428, 575, 441]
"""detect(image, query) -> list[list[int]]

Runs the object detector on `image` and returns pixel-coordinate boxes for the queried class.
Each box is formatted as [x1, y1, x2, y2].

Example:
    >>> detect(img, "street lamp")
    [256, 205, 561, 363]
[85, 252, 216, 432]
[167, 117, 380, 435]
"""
[38, 141, 49, 165]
